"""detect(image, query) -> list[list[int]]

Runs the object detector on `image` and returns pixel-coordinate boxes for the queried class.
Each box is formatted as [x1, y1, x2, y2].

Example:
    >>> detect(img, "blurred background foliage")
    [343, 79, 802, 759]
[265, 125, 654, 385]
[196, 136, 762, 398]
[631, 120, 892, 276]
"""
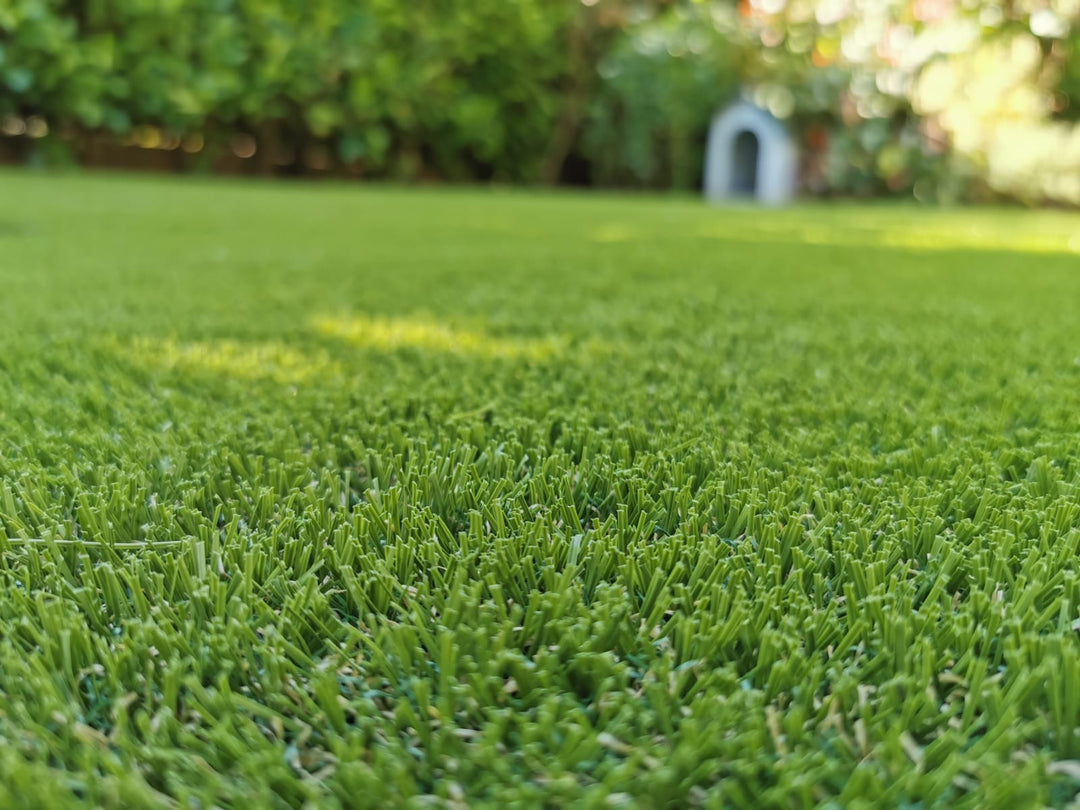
[2, 0, 1080, 203]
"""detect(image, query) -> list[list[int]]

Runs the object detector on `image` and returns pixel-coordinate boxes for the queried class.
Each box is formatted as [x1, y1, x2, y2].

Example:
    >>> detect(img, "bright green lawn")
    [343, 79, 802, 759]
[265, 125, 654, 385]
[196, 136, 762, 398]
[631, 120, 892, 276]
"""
[2, 171, 1080, 808]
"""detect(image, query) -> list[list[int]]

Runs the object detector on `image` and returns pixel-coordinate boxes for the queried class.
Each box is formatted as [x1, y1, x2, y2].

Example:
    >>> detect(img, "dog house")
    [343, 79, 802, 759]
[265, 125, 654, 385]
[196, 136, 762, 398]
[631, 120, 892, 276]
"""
[704, 99, 796, 205]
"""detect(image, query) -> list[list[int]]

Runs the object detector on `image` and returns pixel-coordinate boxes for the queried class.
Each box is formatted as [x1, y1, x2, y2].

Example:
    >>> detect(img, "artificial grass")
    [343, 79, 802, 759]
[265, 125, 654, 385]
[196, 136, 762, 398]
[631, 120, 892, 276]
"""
[2, 171, 1080, 808]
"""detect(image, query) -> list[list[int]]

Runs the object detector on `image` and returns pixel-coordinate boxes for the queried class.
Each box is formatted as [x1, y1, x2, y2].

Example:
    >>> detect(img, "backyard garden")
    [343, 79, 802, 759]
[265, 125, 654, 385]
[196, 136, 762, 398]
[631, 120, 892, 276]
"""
[5, 0, 1080, 807]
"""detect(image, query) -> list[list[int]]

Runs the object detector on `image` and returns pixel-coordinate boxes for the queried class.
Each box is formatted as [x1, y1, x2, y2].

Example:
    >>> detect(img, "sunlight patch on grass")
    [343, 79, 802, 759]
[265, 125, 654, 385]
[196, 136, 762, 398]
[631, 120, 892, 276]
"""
[592, 223, 638, 243]
[312, 313, 563, 360]
[695, 219, 1080, 254]
[589, 214, 1080, 254]
[116, 336, 341, 383]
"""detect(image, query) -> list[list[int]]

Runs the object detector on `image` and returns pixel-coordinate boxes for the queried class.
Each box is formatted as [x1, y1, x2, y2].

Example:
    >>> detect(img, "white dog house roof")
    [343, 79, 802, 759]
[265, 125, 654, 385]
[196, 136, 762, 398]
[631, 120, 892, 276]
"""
[704, 99, 797, 206]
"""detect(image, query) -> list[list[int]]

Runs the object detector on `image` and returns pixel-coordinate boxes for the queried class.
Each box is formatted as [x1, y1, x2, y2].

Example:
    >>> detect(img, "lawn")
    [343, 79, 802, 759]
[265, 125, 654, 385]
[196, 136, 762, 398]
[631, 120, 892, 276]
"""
[2, 171, 1080, 808]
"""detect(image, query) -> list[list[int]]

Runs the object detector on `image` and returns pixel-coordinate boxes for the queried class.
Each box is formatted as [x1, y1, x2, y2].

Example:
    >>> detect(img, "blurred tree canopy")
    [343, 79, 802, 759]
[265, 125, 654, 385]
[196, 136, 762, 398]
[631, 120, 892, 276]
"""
[2, 0, 1080, 203]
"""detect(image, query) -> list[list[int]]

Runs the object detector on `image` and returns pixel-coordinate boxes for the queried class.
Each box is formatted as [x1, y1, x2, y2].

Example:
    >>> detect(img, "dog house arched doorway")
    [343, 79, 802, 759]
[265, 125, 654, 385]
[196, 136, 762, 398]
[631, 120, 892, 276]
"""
[704, 99, 796, 205]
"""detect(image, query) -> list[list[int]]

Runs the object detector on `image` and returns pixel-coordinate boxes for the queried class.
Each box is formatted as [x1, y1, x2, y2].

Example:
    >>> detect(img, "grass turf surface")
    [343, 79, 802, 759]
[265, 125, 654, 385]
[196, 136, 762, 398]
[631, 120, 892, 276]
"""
[2, 171, 1080, 808]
